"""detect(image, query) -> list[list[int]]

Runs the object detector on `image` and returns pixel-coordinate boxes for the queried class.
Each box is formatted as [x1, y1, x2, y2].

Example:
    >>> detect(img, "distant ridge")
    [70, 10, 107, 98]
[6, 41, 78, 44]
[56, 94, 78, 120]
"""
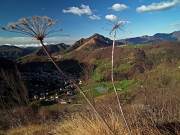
[18, 43, 69, 63]
[117, 30, 180, 44]
[0, 45, 36, 60]
[34, 43, 69, 56]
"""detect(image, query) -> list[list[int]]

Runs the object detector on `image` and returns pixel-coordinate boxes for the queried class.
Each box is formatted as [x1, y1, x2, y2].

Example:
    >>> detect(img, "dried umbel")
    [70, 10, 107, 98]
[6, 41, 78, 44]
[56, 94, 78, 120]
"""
[1, 16, 60, 41]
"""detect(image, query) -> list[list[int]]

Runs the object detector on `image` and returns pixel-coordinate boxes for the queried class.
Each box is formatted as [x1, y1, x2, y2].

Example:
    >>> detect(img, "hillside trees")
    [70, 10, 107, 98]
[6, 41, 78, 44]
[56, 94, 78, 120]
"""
[132, 49, 152, 74]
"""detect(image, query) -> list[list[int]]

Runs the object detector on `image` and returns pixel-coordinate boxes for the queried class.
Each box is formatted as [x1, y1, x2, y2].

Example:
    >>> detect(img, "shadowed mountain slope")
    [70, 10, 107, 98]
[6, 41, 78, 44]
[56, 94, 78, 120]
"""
[34, 43, 69, 56]
[17, 43, 69, 63]
[0, 45, 36, 60]
[0, 57, 15, 69]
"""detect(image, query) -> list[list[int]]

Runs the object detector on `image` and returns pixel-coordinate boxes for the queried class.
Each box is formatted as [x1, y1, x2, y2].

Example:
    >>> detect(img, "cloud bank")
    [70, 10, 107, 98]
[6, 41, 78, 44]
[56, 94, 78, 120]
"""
[0, 37, 78, 47]
[137, 0, 180, 12]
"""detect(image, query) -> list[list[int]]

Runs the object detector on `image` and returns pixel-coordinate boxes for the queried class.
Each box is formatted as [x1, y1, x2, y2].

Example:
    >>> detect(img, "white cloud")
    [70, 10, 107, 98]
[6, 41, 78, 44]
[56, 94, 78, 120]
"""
[0, 37, 78, 47]
[105, 14, 130, 29]
[170, 21, 180, 28]
[118, 20, 131, 25]
[4, 44, 11, 46]
[108, 3, 129, 11]
[105, 14, 118, 22]
[15, 44, 41, 47]
[62, 4, 92, 16]
[136, 0, 180, 12]
[89, 15, 101, 20]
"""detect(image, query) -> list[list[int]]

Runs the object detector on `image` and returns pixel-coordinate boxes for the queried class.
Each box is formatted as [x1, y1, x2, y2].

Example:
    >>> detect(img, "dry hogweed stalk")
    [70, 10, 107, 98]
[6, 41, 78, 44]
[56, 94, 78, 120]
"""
[106, 15, 132, 135]
[1, 16, 115, 135]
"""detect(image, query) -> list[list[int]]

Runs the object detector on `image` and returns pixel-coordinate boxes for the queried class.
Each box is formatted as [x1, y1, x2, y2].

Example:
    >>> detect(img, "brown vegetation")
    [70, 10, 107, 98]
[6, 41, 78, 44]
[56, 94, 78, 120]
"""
[3, 87, 180, 135]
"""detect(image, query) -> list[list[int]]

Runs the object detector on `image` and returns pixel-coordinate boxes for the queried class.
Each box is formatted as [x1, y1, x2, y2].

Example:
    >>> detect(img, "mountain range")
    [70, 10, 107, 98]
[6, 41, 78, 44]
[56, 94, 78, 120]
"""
[1, 30, 180, 62]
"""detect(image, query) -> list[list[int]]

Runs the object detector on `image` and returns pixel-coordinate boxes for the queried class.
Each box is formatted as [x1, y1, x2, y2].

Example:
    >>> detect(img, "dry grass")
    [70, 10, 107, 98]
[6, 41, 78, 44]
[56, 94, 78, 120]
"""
[4, 89, 179, 135]
[54, 113, 132, 135]
[2, 83, 180, 135]
[3, 109, 169, 135]
[4, 124, 54, 135]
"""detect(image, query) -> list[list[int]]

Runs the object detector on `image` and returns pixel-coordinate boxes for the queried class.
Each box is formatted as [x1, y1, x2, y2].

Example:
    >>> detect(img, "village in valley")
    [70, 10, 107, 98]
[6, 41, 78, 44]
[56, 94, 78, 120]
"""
[21, 66, 80, 104]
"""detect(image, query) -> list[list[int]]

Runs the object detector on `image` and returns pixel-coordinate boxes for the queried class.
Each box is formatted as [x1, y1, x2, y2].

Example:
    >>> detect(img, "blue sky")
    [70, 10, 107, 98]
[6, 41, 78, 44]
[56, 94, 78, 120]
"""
[1, 0, 180, 47]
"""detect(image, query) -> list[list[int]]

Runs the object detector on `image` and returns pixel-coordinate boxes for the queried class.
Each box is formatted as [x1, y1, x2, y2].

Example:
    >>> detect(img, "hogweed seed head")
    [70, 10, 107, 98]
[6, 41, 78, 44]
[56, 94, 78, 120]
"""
[2, 16, 67, 41]
[7, 23, 16, 29]
[107, 16, 130, 36]
[42, 16, 52, 22]
[19, 18, 28, 25]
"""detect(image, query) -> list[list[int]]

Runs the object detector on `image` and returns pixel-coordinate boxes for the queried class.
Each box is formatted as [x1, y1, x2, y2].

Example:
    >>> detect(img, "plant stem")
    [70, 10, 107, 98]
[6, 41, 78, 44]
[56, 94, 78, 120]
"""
[40, 40, 115, 135]
[111, 30, 132, 135]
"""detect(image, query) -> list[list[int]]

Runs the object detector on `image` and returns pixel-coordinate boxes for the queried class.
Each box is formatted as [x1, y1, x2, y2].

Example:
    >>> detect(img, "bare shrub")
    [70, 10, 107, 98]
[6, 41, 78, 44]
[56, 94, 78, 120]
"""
[79, 63, 95, 85]
[0, 68, 35, 130]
